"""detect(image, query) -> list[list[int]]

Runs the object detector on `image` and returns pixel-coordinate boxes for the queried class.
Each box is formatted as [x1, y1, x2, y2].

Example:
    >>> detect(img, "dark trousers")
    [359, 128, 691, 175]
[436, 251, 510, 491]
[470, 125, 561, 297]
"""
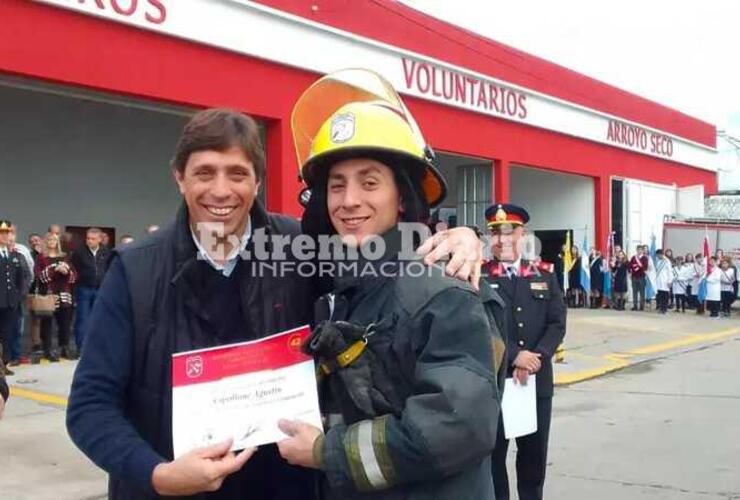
[707, 300, 721, 317]
[0, 306, 19, 363]
[631, 277, 646, 309]
[40, 307, 73, 354]
[656, 290, 669, 313]
[493, 397, 552, 500]
[74, 286, 98, 349]
[721, 291, 734, 315]
[674, 293, 687, 312]
[9, 302, 25, 360]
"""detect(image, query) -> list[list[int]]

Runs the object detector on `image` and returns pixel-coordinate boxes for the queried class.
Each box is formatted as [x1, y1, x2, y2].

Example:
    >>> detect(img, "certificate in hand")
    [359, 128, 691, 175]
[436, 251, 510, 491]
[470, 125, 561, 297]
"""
[171, 325, 321, 458]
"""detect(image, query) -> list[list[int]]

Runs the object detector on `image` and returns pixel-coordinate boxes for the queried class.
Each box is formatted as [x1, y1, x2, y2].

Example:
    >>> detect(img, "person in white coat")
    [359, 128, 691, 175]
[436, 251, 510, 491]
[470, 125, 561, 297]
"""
[654, 249, 673, 314]
[705, 256, 722, 318]
[671, 256, 691, 313]
[719, 258, 736, 317]
[691, 254, 705, 315]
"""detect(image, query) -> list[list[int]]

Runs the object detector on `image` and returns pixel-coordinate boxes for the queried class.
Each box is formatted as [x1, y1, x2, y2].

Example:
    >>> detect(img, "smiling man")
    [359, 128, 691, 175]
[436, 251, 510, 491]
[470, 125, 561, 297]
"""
[67, 109, 317, 500]
[66, 108, 483, 500]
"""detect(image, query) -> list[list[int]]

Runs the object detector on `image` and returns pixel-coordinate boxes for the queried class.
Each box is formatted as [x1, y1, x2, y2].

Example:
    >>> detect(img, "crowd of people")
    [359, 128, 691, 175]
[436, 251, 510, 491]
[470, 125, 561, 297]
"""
[558, 243, 738, 318]
[0, 222, 154, 375]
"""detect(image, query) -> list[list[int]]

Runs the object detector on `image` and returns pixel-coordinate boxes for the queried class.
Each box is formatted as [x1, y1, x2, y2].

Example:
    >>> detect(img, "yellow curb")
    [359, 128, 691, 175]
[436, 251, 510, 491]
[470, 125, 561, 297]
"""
[555, 327, 740, 385]
[627, 327, 740, 356]
[9, 386, 68, 408]
[555, 357, 630, 385]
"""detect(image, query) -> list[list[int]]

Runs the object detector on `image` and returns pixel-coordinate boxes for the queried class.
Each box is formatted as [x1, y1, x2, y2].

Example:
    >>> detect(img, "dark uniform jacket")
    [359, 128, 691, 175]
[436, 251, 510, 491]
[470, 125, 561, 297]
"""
[67, 202, 317, 500]
[313, 229, 501, 500]
[483, 260, 567, 397]
[0, 247, 31, 309]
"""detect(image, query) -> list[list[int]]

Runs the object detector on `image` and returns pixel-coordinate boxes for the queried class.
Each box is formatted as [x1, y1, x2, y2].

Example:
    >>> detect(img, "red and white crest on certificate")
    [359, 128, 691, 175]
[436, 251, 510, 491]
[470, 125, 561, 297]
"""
[185, 356, 204, 379]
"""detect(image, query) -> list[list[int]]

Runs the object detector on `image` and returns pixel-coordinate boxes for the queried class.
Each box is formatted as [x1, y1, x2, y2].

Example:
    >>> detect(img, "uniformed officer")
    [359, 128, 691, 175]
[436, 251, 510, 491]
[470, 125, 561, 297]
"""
[483, 204, 566, 500]
[0, 220, 32, 374]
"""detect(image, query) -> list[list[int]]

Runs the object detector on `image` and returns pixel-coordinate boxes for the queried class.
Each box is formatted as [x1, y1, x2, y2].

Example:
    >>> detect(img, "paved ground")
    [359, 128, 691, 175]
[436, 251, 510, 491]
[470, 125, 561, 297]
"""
[1, 307, 739, 499]
[545, 335, 740, 500]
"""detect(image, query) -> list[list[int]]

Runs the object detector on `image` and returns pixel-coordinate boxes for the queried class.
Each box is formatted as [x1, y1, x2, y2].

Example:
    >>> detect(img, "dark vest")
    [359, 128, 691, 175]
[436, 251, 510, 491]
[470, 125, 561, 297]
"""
[111, 202, 317, 500]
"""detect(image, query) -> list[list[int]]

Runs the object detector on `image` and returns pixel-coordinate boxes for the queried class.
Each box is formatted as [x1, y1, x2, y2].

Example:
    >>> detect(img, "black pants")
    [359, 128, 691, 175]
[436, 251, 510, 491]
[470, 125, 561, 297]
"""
[656, 290, 669, 313]
[631, 277, 646, 309]
[493, 397, 552, 500]
[721, 291, 734, 315]
[674, 293, 687, 312]
[40, 306, 73, 353]
[0, 306, 19, 363]
[707, 300, 720, 317]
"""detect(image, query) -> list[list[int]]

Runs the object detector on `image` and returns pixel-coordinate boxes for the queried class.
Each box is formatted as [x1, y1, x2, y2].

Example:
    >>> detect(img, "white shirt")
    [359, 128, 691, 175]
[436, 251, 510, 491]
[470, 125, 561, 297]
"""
[190, 218, 252, 278]
[705, 266, 722, 302]
[654, 257, 673, 292]
[720, 267, 736, 292]
[503, 257, 521, 278]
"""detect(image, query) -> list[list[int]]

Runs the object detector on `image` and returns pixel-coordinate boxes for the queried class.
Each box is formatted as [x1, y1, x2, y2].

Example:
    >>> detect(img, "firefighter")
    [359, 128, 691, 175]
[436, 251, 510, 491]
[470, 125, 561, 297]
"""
[483, 203, 567, 500]
[277, 69, 503, 500]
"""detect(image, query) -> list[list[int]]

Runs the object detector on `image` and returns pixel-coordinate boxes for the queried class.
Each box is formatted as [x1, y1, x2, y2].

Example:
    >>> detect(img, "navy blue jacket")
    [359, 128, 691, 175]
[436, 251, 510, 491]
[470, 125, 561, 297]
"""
[66, 202, 316, 500]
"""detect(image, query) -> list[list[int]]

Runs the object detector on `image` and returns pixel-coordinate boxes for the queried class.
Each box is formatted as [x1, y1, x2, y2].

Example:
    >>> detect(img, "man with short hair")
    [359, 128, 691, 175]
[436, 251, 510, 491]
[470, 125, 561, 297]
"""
[6, 225, 34, 365]
[119, 235, 135, 246]
[629, 244, 649, 311]
[71, 227, 110, 352]
[25, 233, 45, 362]
[483, 204, 567, 500]
[0, 220, 31, 375]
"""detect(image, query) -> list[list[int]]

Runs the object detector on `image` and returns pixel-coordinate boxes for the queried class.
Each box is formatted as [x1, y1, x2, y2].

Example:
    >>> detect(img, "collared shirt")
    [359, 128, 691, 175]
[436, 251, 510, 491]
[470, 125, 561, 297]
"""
[90, 246, 99, 258]
[0, 245, 8, 259]
[190, 218, 252, 278]
[504, 257, 522, 278]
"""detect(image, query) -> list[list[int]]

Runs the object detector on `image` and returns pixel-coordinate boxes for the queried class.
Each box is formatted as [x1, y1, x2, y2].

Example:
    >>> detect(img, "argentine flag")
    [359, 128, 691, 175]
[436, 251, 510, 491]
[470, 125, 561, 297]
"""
[580, 233, 591, 292]
[645, 233, 657, 301]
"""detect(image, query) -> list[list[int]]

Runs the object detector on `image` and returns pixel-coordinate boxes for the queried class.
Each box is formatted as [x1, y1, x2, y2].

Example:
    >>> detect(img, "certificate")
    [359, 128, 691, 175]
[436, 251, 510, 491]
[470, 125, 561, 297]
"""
[501, 375, 538, 440]
[171, 325, 322, 458]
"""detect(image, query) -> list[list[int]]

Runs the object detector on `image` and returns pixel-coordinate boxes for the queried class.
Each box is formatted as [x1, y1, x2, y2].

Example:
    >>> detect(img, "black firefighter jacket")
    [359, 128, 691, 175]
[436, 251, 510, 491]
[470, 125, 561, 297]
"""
[313, 229, 501, 500]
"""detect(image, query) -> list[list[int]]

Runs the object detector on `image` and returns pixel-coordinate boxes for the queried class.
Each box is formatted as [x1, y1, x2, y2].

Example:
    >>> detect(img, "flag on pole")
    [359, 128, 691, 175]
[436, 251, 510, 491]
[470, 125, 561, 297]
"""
[603, 232, 614, 298]
[645, 233, 657, 301]
[697, 234, 710, 302]
[580, 232, 591, 293]
[563, 231, 573, 291]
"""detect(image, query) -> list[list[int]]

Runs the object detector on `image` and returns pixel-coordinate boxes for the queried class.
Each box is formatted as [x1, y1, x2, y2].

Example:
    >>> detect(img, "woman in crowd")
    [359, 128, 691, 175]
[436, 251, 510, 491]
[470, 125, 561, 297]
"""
[719, 257, 736, 317]
[705, 256, 722, 318]
[671, 256, 692, 313]
[568, 245, 584, 308]
[34, 232, 77, 361]
[611, 250, 629, 310]
[589, 248, 604, 309]
[684, 253, 695, 308]
[664, 248, 675, 308]
[691, 253, 705, 315]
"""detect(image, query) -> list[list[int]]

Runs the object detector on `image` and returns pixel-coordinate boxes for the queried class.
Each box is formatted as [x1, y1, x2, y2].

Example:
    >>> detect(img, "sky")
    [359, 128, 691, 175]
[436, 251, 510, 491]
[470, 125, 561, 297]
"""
[399, 0, 740, 136]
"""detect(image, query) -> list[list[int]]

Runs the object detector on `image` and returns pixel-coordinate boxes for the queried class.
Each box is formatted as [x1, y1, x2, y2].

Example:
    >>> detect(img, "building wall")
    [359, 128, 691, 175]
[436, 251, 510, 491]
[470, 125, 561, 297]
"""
[510, 166, 595, 248]
[0, 0, 719, 244]
[0, 83, 187, 242]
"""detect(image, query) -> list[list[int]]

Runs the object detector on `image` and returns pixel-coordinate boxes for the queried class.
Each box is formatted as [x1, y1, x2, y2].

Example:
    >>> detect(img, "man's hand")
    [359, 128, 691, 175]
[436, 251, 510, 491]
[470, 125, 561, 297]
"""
[277, 419, 323, 469]
[151, 439, 256, 496]
[513, 367, 530, 385]
[513, 350, 542, 373]
[417, 227, 482, 289]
